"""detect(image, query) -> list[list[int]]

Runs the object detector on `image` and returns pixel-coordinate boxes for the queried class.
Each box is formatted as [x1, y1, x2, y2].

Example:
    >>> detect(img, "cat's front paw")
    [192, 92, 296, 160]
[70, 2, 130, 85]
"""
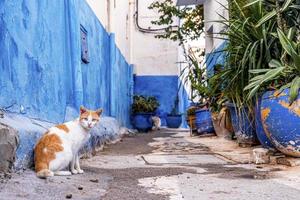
[71, 169, 78, 174]
[77, 169, 84, 174]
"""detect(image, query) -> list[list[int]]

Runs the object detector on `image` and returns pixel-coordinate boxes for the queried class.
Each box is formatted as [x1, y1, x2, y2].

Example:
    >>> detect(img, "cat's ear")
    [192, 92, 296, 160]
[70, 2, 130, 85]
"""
[80, 106, 87, 114]
[95, 108, 103, 116]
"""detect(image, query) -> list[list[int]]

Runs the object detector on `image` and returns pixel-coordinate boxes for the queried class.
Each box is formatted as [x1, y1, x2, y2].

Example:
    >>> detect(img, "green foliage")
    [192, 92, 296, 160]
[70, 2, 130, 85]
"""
[242, 0, 300, 103]
[245, 28, 300, 103]
[186, 106, 197, 116]
[132, 95, 160, 114]
[215, 0, 300, 110]
[169, 95, 181, 115]
[180, 53, 223, 112]
[148, 0, 204, 44]
[183, 54, 209, 104]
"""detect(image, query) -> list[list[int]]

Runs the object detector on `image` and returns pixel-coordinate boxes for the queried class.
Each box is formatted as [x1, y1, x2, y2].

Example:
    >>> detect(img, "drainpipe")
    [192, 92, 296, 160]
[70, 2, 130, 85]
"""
[107, 0, 111, 32]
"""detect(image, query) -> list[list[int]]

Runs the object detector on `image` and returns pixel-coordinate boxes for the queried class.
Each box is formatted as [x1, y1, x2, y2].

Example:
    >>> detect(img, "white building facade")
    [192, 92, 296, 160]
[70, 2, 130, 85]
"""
[86, 0, 186, 126]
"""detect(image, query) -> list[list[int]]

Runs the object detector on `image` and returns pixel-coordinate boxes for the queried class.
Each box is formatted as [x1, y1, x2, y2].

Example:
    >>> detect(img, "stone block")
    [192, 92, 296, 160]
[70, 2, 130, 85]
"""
[252, 148, 270, 164]
[276, 157, 300, 167]
[0, 123, 19, 172]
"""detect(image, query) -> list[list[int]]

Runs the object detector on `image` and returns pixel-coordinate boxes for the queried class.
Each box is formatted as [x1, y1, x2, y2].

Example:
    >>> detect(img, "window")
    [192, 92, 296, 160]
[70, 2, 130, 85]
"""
[80, 25, 89, 64]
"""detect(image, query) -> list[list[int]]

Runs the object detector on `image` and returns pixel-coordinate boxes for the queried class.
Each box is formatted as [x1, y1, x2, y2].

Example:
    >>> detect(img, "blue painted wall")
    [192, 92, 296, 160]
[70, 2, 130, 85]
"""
[206, 42, 227, 77]
[0, 0, 133, 127]
[134, 75, 188, 127]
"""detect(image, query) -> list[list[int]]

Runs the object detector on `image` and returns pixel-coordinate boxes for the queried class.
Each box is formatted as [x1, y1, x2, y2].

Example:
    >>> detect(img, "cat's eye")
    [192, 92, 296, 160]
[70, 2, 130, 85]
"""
[82, 118, 88, 120]
[92, 119, 98, 122]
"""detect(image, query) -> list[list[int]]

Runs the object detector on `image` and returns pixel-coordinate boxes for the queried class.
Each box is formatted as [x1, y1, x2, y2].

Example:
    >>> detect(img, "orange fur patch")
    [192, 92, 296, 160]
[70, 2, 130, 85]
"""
[80, 110, 100, 121]
[56, 124, 69, 133]
[80, 111, 90, 120]
[91, 111, 100, 120]
[34, 132, 64, 172]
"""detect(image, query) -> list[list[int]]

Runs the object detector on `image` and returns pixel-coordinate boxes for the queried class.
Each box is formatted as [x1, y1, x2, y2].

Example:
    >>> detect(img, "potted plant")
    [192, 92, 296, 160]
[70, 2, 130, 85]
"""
[212, 0, 276, 146]
[131, 95, 160, 132]
[245, 28, 300, 156]
[166, 96, 182, 128]
[215, 0, 300, 151]
[183, 53, 215, 134]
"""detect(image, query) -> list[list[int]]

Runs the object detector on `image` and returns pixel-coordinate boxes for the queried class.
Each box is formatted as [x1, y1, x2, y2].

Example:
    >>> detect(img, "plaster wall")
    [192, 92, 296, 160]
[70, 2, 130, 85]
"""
[203, 0, 228, 53]
[0, 0, 133, 127]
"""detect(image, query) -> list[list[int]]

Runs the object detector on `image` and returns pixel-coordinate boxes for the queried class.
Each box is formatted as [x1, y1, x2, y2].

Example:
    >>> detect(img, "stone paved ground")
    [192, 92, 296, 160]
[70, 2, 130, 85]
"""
[1, 128, 300, 200]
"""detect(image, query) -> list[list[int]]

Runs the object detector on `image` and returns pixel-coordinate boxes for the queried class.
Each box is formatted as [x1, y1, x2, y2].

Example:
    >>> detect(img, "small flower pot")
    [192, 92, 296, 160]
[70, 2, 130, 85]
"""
[226, 103, 257, 146]
[195, 108, 215, 134]
[132, 113, 154, 132]
[166, 114, 182, 128]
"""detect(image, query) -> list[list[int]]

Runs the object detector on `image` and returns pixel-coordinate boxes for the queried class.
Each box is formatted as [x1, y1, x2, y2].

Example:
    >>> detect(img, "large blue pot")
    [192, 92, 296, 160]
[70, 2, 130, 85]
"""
[195, 109, 215, 134]
[132, 113, 153, 132]
[261, 89, 300, 157]
[255, 98, 275, 149]
[166, 115, 182, 128]
[226, 103, 257, 145]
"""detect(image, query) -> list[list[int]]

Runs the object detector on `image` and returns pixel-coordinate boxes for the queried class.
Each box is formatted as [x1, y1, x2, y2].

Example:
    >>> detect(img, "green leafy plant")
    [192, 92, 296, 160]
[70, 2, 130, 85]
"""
[245, 28, 300, 103]
[148, 0, 204, 44]
[214, 0, 279, 109]
[240, 0, 300, 103]
[183, 53, 210, 104]
[180, 52, 224, 112]
[213, 0, 299, 109]
[132, 95, 160, 114]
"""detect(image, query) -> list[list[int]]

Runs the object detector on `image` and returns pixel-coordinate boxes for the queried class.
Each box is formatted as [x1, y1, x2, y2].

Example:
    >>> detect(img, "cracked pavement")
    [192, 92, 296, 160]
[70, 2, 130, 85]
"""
[1, 129, 300, 200]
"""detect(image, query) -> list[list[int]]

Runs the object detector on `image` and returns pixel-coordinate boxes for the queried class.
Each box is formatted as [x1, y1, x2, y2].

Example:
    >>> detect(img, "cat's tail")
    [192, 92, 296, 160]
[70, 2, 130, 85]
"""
[36, 169, 54, 179]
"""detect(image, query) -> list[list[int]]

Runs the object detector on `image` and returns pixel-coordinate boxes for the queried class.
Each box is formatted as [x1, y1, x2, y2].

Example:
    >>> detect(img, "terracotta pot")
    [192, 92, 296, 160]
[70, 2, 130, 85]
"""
[211, 111, 231, 138]
[186, 115, 196, 130]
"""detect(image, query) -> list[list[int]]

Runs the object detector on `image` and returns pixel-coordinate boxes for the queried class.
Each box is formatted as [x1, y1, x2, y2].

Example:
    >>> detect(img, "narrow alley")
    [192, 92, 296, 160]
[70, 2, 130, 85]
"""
[1, 129, 300, 200]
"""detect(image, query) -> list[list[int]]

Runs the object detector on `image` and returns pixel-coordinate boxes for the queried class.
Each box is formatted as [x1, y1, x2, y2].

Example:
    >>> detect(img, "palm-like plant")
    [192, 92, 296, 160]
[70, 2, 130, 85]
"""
[213, 0, 275, 109]
[243, 0, 300, 103]
[214, 0, 300, 109]
[180, 51, 209, 104]
[245, 28, 300, 102]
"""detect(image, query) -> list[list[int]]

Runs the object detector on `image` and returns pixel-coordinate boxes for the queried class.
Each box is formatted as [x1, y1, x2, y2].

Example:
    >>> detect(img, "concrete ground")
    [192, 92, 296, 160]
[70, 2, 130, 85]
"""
[1, 128, 300, 200]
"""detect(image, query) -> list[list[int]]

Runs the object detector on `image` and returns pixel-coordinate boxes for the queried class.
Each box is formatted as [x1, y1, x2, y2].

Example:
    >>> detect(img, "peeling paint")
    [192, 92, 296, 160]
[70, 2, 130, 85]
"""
[272, 90, 286, 98]
[261, 90, 300, 157]
[261, 108, 271, 121]
[278, 100, 300, 117]
[260, 108, 272, 139]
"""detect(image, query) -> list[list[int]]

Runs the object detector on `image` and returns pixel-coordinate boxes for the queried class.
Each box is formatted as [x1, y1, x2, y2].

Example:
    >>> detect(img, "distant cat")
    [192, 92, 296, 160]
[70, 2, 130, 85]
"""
[34, 106, 102, 178]
[151, 116, 161, 131]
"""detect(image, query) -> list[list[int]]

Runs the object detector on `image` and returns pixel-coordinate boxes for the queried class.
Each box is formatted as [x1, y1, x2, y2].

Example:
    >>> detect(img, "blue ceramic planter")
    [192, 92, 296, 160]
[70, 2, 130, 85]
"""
[166, 115, 182, 128]
[261, 89, 300, 157]
[226, 103, 257, 145]
[255, 98, 275, 149]
[132, 113, 153, 132]
[195, 109, 214, 134]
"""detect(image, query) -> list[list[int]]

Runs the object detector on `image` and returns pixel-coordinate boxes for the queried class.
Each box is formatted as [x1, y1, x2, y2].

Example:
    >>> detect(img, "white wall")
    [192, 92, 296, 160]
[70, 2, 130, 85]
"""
[203, 0, 228, 53]
[86, 0, 132, 62]
[85, 0, 108, 29]
[86, 0, 181, 76]
[130, 0, 180, 76]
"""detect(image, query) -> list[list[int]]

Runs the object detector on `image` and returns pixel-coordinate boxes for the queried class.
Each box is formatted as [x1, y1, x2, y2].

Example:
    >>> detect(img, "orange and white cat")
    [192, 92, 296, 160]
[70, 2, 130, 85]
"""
[34, 106, 102, 178]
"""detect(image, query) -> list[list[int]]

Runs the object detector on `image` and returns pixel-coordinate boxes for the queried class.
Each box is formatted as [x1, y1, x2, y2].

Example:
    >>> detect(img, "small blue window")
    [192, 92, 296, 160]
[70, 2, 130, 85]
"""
[80, 25, 89, 64]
